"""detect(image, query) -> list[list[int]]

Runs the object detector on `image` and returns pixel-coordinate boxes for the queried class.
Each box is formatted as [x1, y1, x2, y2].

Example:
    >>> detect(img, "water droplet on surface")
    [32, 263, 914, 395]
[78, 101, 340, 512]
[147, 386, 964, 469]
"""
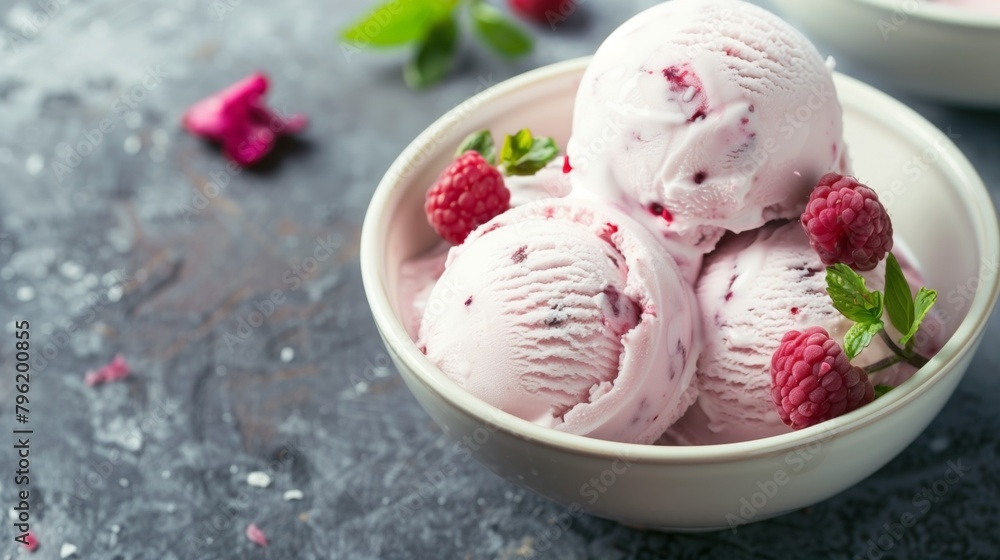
[59, 543, 78, 558]
[246, 471, 271, 488]
[124, 135, 142, 155]
[15, 286, 35, 301]
[25, 154, 43, 175]
[280, 347, 294, 363]
[59, 261, 85, 280]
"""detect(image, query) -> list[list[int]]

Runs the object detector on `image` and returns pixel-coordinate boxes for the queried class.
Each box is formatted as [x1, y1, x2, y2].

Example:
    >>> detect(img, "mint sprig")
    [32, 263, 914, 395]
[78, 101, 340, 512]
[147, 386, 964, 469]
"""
[905, 288, 937, 347]
[470, 0, 533, 58]
[457, 129, 558, 176]
[883, 253, 914, 336]
[456, 130, 497, 164]
[826, 263, 883, 324]
[874, 385, 894, 398]
[404, 16, 459, 90]
[341, 1, 457, 47]
[824, 251, 936, 365]
[844, 321, 884, 361]
[499, 129, 558, 176]
[341, 0, 533, 89]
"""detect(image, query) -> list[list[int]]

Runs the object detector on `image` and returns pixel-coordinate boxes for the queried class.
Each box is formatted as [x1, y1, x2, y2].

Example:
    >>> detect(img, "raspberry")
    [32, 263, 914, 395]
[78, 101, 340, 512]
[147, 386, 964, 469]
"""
[425, 151, 510, 245]
[770, 327, 875, 430]
[509, 0, 564, 23]
[801, 173, 893, 271]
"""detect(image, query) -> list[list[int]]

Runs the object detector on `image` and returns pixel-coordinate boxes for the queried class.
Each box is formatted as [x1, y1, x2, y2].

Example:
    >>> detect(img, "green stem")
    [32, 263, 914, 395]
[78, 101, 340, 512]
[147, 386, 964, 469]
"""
[879, 330, 929, 369]
[864, 354, 904, 374]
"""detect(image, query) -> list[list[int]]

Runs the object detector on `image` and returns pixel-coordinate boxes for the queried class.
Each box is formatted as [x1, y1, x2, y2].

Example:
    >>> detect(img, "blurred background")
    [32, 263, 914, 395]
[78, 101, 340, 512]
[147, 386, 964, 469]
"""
[0, 0, 997, 558]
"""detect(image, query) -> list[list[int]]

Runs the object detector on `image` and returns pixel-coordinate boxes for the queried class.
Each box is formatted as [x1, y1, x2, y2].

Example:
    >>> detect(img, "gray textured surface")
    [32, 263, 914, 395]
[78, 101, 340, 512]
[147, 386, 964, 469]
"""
[0, 0, 998, 558]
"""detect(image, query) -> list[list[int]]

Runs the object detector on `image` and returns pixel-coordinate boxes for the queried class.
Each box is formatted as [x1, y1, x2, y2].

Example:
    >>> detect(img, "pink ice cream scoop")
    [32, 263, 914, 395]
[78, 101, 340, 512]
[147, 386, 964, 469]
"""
[670, 221, 941, 444]
[417, 200, 701, 444]
[567, 0, 848, 276]
[398, 160, 573, 341]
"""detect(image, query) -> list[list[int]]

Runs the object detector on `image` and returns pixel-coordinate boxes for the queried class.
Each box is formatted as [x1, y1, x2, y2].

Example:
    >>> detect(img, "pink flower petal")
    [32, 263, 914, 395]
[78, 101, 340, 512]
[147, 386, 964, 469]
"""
[22, 531, 39, 552]
[182, 72, 307, 166]
[85, 354, 131, 386]
[245, 523, 268, 547]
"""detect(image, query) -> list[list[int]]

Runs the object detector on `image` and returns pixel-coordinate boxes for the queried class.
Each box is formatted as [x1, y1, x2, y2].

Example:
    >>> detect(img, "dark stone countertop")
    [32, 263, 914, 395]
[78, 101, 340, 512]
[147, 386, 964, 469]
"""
[0, 0, 998, 558]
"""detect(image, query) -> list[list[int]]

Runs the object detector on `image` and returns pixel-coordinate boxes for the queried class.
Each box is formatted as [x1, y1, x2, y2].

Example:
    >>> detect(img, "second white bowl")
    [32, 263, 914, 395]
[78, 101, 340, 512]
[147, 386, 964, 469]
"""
[771, 0, 1000, 107]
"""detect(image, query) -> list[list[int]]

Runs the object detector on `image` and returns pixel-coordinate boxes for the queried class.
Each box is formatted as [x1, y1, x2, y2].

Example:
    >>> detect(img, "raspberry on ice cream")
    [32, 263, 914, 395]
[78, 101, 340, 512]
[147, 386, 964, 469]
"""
[425, 151, 511, 245]
[566, 0, 849, 278]
[801, 173, 893, 271]
[667, 222, 935, 444]
[771, 326, 875, 430]
[418, 200, 701, 444]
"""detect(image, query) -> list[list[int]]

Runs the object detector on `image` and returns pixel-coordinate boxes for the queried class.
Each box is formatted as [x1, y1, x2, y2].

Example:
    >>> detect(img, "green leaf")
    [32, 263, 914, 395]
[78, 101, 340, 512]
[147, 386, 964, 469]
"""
[883, 252, 915, 336]
[470, 1, 533, 59]
[341, 0, 454, 48]
[498, 129, 560, 176]
[844, 321, 884, 360]
[456, 130, 497, 164]
[826, 264, 884, 324]
[874, 385, 893, 398]
[514, 137, 558, 174]
[901, 288, 938, 346]
[404, 16, 459, 90]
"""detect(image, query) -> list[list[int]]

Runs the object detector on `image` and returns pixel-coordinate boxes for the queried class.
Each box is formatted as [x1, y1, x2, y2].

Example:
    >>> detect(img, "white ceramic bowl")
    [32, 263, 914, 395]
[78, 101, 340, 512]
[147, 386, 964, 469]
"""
[770, 0, 1000, 107]
[360, 58, 1000, 530]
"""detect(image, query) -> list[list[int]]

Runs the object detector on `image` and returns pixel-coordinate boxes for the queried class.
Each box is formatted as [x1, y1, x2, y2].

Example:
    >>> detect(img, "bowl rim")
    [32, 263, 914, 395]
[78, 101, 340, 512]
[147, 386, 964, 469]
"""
[360, 57, 1000, 464]
[852, 0, 1000, 28]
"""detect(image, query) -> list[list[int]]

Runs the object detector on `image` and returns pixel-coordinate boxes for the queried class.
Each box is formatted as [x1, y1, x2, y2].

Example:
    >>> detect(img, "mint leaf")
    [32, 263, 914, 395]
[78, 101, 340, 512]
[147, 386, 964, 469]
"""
[884, 252, 915, 336]
[901, 287, 937, 346]
[470, 0, 533, 58]
[874, 385, 893, 398]
[826, 264, 884, 324]
[341, 0, 453, 48]
[517, 137, 558, 172]
[498, 129, 559, 176]
[404, 16, 458, 89]
[456, 130, 497, 164]
[844, 321, 884, 360]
